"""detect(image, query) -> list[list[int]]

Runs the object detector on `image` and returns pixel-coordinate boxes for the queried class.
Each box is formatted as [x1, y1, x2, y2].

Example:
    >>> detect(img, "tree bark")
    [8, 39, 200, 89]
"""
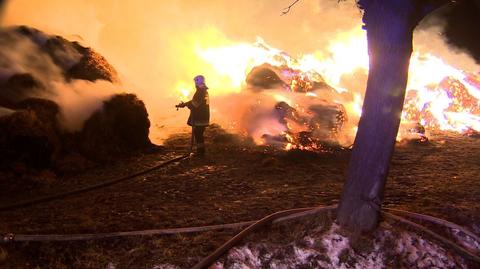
[337, 0, 447, 232]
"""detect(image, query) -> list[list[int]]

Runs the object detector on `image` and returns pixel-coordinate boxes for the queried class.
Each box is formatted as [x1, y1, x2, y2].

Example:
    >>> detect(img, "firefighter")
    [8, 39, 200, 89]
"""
[176, 75, 210, 156]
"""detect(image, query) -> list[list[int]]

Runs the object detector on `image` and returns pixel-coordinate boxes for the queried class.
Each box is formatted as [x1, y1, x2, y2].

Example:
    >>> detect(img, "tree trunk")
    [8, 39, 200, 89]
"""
[337, 0, 445, 232]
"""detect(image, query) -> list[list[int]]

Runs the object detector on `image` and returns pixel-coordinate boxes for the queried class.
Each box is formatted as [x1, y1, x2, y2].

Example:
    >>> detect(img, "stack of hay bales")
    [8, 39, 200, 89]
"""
[0, 26, 151, 175]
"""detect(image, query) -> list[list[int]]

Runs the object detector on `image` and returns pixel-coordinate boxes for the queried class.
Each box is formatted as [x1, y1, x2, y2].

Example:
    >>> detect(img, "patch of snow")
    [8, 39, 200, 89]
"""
[293, 246, 321, 264]
[303, 235, 315, 247]
[227, 246, 263, 268]
[395, 231, 467, 269]
[215, 223, 472, 269]
[321, 223, 349, 266]
[217, 223, 387, 268]
[472, 223, 480, 235]
[451, 228, 480, 253]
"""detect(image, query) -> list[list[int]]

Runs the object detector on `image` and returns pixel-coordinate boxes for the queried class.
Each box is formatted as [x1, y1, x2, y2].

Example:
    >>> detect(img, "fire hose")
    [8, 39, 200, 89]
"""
[191, 205, 337, 269]
[0, 154, 190, 212]
[1, 220, 256, 243]
[381, 211, 480, 264]
[1, 204, 479, 266]
[383, 207, 480, 244]
[0, 207, 327, 244]
[192, 206, 480, 268]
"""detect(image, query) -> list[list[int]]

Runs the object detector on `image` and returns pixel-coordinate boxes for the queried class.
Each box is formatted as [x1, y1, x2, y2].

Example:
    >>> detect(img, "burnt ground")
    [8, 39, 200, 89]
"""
[0, 130, 479, 268]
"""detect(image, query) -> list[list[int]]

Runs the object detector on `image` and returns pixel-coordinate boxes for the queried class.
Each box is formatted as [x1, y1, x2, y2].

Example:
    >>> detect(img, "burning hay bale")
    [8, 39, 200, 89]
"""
[203, 35, 480, 146]
[439, 77, 480, 114]
[245, 63, 333, 93]
[465, 128, 480, 138]
[308, 102, 347, 139]
[240, 59, 353, 151]
[403, 75, 480, 134]
[274, 101, 302, 124]
[246, 64, 287, 90]
[258, 100, 347, 151]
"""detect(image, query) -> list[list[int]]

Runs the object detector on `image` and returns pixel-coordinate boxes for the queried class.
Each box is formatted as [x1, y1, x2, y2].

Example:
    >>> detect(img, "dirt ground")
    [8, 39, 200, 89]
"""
[0, 129, 479, 268]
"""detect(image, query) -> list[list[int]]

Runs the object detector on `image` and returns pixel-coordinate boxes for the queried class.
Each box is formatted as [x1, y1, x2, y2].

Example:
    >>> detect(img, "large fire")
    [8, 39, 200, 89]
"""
[175, 26, 480, 149]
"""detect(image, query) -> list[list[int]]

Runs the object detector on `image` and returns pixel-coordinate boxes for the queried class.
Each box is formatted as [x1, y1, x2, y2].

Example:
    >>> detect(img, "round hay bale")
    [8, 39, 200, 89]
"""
[80, 93, 151, 161]
[0, 110, 54, 169]
[0, 73, 44, 106]
[246, 64, 285, 90]
[66, 46, 119, 83]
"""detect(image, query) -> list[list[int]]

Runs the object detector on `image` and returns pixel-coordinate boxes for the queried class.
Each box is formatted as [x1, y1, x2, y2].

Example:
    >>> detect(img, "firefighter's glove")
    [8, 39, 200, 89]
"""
[176, 102, 186, 110]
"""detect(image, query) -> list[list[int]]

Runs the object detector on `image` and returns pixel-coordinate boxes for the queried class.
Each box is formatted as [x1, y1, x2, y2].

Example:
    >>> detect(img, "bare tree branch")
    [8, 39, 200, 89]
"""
[281, 0, 301, 15]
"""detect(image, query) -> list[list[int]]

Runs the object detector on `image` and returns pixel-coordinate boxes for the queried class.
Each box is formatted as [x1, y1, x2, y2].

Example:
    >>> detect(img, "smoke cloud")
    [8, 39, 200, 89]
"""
[0, 28, 118, 131]
[50, 80, 118, 131]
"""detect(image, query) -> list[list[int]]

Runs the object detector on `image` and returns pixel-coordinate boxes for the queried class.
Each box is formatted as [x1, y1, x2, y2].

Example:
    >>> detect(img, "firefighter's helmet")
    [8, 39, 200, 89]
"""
[194, 75, 205, 87]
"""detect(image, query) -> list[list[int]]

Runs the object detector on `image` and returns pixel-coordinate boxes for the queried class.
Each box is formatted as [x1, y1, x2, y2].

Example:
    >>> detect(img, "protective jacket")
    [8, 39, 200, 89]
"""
[186, 85, 210, 126]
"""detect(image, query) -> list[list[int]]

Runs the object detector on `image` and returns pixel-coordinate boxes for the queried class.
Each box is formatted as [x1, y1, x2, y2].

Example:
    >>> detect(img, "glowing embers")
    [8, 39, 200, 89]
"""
[259, 100, 348, 151]
[403, 75, 480, 133]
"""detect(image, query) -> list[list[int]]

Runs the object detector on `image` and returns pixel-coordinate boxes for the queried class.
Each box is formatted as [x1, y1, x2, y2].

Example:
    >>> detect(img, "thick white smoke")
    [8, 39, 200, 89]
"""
[0, 29, 118, 131]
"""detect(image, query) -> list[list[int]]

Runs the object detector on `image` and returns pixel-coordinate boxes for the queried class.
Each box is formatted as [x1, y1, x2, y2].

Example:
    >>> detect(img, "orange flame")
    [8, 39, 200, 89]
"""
[177, 26, 480, 148]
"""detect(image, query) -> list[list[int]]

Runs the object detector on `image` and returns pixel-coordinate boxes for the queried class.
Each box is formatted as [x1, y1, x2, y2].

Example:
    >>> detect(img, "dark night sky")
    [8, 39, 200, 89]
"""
[420, 0, 480, 63]
[427, 0, 480, 63]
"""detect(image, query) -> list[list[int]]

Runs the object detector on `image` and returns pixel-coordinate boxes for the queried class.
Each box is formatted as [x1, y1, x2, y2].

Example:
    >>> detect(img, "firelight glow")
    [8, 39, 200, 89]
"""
[175, 24, 480, 146]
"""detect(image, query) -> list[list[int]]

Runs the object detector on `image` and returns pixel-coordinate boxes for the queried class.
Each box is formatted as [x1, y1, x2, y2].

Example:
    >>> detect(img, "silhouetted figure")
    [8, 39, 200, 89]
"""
[176, 75, 210, 156]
